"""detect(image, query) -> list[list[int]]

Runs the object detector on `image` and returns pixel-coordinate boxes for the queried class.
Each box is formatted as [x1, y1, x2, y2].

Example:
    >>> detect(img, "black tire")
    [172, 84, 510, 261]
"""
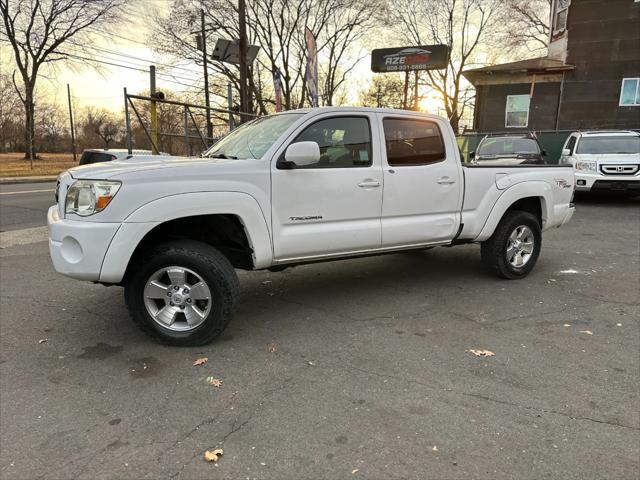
[480, 210, 542, 279]
[124, 240, 240, 346]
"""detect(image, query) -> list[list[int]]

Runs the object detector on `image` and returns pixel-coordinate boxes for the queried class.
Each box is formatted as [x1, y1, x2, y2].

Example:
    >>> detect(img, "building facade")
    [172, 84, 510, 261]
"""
[463, 0, 640, 133]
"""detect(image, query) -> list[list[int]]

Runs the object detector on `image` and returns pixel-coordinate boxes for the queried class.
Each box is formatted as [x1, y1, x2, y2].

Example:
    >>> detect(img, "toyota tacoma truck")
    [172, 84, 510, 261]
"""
[48, 108, 575, 346]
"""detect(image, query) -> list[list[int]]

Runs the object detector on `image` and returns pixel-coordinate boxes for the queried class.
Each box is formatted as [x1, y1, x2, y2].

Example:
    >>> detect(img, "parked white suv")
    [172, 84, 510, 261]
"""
[49, 108, 575, 346]
[560, 130, 640, 195]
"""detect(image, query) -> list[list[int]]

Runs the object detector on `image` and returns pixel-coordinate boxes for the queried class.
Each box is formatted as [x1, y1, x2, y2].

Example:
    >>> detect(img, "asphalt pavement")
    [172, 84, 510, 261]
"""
[0, 194, 638, 479]
[0, 182, 56, 231]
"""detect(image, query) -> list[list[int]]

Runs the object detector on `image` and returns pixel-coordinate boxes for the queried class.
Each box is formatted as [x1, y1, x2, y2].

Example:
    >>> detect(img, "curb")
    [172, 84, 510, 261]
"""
[0, 176, 58, 184]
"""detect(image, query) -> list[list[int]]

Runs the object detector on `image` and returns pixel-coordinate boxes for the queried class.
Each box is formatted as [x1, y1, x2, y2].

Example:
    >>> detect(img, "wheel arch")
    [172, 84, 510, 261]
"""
[99, 192, 273, 284]
[476, 182, 552, 242]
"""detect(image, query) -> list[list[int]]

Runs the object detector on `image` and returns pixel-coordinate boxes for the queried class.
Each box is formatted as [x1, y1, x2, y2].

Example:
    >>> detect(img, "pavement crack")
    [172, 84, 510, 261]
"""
[461, 391, 639, 430]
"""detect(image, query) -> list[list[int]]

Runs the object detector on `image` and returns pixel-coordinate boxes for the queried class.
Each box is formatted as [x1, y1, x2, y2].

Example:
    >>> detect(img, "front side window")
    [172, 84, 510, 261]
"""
[619, 78, 640, 106]
[576, 136, 640, 155]
[505, 95, 530, 128]
[290, 116, 372, 168]
[383, 118, 445, 166]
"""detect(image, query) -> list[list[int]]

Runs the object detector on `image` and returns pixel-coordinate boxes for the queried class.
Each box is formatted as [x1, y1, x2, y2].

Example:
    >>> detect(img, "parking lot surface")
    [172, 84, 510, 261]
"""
[0, 194, 638, 479]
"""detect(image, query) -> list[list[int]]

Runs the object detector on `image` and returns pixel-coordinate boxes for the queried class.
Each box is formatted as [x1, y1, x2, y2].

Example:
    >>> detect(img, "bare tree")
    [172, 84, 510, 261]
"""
[151, 0, 377, 113]
[81, 107, 122, 149]
[502, 0, 551, 54]
[0, 73, 23, 152]
[0, 0, 124, 161]
[389, 0, 502, 132]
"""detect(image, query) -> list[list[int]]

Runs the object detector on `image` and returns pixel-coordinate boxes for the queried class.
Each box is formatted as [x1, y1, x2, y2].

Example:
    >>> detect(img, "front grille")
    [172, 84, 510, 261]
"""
[599, 164, 639, 176]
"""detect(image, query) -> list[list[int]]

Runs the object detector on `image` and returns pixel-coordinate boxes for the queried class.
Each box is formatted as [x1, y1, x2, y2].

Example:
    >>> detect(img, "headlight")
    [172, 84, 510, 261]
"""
[574, 161, 596, 172]
[65, 180, 121, 217]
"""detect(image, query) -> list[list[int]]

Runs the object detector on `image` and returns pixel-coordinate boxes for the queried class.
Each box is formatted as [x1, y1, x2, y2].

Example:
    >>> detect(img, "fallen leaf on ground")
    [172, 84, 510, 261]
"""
[38, 339, 47, 344]
[616, 323, 622, 327]
[579, 330, 593, 335]
[204, 448, 223, 462]
[193, 357, 208, 366]
[206, 376, 222, 387]
[267, 343, 277, 353]
[351, 469, 359, 474]
[468, 349, 495, 357]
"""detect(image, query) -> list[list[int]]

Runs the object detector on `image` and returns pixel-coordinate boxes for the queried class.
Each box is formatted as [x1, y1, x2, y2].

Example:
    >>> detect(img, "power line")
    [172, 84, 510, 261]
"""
[55, 51, 203, 89]
[67, 40, 202, 77]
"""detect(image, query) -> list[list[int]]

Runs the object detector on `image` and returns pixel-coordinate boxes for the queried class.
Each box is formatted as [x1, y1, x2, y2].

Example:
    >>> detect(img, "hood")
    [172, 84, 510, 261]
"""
[574, 153, 640, 164]
[67, 155, 249, 179]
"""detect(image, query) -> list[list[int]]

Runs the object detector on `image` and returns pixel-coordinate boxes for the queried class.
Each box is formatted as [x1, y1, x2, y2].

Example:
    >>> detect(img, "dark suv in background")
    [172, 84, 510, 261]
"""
[470, 134, 546, 166]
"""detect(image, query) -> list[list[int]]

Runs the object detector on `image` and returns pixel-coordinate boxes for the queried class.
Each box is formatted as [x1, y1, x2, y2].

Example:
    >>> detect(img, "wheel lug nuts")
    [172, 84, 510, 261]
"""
[170, 302, 174, 306]
[166, 291, 172, 297]
[174, 286, 179, 291]
[180, 305, 185, 309]
[187, 298, 192, 303]
[183, 288, 189, 294]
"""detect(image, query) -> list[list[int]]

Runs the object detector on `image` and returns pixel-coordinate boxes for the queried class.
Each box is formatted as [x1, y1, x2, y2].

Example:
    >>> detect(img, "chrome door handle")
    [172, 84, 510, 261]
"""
[358, 180, 381, 188]
[437, 176, 456, 185]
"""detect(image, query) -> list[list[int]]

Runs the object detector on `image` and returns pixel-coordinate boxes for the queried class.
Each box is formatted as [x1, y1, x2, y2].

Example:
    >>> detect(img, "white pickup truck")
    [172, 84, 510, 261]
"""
[48, 108, 575, 345]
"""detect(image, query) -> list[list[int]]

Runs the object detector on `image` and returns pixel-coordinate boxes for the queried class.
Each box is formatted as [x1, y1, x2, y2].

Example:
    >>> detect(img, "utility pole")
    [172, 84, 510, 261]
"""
[66, 84, 77, 163]
[150, 65, 158, 154]
[402, 71, 409, 109]
[227, 83, 235, 130]
[200, 9, 213, 142]
[238, 0, 249, 123]
[413, 71, 419, 111]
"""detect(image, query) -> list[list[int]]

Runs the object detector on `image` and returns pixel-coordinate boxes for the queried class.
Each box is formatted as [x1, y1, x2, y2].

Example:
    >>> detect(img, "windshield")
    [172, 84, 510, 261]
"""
[477, 137, 540, 156]
[203, 113, 305, 159]
[576, 136, 640, 154]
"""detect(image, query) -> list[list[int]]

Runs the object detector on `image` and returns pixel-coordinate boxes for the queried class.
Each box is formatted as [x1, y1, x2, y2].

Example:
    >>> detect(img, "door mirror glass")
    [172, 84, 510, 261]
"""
[541, 149, 547, 156]
[284, 141, 321, 167]
[469, 151, 475, 159]
[562, 148, 571, 156]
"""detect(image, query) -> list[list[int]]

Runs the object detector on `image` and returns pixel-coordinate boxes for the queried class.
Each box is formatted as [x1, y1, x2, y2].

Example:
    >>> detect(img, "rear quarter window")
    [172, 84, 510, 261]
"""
[79, 152, 116, 165]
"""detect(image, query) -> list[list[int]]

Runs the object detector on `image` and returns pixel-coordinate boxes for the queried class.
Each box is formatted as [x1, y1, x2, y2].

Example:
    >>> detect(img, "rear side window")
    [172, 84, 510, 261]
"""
[383, 118, 445, 166]
[79, 152, 115, 165]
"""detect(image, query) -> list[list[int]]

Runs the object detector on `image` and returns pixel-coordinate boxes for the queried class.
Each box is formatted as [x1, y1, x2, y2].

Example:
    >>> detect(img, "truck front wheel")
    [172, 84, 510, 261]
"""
[480, 210, 542, 279]
[124, 240, 240, 346]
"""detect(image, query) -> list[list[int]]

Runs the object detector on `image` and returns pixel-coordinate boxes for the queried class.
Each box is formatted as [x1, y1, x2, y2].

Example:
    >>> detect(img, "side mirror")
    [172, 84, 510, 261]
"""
[561, 148, 571, 156]
[469, 151, 475, 159]
[284, 141, 320, 167]
[541, 150, 547, 156]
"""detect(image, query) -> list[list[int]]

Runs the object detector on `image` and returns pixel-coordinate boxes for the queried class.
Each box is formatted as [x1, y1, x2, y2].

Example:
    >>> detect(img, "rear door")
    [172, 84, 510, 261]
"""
[377, 114, 463, 247]
[271, 113, 383, 261]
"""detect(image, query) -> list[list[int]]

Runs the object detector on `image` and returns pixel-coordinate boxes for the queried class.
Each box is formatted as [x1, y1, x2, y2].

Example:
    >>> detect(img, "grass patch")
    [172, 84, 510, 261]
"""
[0, 153, 77, 177]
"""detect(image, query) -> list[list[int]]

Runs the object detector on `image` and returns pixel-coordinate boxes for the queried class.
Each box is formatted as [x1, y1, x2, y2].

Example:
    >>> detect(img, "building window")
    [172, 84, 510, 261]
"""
[505, 95, 530, 128]
[619, 78, 640, 106]
[552, 0, 571, 35]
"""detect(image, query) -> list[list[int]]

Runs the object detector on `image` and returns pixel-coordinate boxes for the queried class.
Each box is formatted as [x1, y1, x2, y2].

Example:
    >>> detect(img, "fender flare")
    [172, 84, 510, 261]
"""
[99, 191, 272, 283]
[475, 181, 552, 242]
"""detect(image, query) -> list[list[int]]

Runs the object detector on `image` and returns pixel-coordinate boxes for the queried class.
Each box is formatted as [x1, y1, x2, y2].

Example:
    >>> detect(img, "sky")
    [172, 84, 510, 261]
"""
[0, 0, 466, 119]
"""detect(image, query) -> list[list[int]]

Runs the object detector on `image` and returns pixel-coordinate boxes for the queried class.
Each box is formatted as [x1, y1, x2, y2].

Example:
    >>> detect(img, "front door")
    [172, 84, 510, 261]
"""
[378, 115, 463, 247]
[271, 114, 383, 261]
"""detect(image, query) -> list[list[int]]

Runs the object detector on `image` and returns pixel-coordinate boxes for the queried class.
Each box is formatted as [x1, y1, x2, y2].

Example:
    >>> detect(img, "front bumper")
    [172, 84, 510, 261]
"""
[47, 206, 121, 281]
[574, 172, 640, 192]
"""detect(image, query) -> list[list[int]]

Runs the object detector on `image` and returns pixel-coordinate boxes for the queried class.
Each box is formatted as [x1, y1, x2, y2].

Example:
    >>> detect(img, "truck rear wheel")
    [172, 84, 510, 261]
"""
[124, 240, 240, 346]
[481, 210, 541, 279]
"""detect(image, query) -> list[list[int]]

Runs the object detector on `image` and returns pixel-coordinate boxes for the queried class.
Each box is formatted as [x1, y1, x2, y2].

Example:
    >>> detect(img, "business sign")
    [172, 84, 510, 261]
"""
[371, 45, 449, 72]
